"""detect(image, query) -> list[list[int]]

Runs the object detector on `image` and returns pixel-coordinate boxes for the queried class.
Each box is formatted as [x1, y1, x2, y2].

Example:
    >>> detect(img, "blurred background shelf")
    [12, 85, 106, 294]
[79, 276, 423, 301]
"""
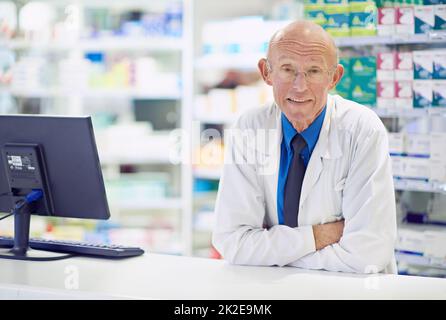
[7, 87, 181, 99]
[335, 32, 446, 47]
[2, 37, 184, 51]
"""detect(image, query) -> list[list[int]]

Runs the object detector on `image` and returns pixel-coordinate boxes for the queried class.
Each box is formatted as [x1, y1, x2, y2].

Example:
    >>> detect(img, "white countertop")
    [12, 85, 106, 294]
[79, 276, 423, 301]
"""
[0, 253, 445, 299]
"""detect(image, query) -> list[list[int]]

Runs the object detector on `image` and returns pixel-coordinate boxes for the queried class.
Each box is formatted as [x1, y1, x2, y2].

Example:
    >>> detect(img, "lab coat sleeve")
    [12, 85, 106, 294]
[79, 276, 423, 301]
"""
[288, 126, 397, 273]
[212, 118, 316, 267]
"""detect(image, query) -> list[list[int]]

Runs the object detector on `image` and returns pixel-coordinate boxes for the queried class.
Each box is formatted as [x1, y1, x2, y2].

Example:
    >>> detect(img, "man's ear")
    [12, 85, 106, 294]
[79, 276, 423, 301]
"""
[258, 58, 273, 86]
[328, 64, 344, 90]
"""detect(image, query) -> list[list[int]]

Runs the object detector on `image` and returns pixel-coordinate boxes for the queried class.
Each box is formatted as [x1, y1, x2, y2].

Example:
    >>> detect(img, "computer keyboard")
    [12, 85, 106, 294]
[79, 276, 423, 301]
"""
[0, 236, 144, 258]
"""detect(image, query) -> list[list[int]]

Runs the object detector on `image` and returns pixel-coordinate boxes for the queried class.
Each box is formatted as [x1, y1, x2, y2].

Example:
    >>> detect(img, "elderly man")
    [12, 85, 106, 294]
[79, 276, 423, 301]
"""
[212, 20, 397, 274]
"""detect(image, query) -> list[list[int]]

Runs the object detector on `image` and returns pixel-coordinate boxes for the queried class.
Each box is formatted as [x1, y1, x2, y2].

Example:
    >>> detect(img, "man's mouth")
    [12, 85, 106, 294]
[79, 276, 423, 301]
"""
[287, 98, 312, 104]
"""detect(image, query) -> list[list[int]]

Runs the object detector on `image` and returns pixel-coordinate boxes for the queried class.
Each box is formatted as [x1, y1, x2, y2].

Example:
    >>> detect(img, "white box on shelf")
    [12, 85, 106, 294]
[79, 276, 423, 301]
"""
[234, 85, 263, 115]
[208, 89, 236, 118]
[194, 94, 210, 118]
[414, 5, 435, 34]
[396, 7, 414, 35]
[424, 231, 446, 259]
[403, 157, 431, 180]
[395, 80, 413, 109]
[430, 133, 446, 162]
[388, 132, 406, 154]
[406, 133, 430, 156]
[377, 52, 395, 81]
[378, 7, 396, 36]
[59, 57, 90, 90]
[377, 81, 395, 109]
[430, 159, 446, 183]
[395, 52, 413, 81]
[413, 50, 433, 80]
[396, 228, 425, 254]
[390, 155, 405, 177]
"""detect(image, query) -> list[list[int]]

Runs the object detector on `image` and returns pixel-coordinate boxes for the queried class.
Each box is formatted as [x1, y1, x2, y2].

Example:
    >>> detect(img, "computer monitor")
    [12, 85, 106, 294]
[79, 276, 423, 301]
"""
[0, 114, 110, 260]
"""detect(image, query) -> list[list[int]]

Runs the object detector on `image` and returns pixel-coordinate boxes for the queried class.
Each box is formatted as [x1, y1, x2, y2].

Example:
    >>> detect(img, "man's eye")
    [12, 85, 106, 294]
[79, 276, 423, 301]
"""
[281, 67, 294, 73]
[308, 69, 322, 75]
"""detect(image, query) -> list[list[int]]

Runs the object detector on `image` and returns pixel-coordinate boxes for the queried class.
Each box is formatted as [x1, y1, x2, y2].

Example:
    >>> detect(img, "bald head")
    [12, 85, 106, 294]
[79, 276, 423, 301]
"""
[267, 20, 338, 68]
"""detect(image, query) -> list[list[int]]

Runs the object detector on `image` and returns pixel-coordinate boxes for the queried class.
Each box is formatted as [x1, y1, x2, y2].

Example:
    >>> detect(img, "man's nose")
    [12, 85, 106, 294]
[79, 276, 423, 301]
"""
[292, 72, 308, 91]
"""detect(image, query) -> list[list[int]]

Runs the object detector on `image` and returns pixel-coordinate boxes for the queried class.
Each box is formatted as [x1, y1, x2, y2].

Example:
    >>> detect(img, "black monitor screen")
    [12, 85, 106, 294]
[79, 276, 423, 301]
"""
[0, 115, 110, 220]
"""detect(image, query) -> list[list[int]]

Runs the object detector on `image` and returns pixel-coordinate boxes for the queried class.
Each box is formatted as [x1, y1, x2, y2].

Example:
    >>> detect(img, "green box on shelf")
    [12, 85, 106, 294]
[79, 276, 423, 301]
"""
[324, 0, 349, 3]
[375, 0, 395, 7]
[394, 0, 423, 5]
[350, 56, 377, 77]
[350, 75, 377, 106]
[423, 0, 444, 5]
[332, 57, 352, 99]
[324, 4, 351, 37]
[304, 4, 327, 26]
[333, 75, 352, 99]
[349, 2, 378, 36]
[304, 0, 325, 3]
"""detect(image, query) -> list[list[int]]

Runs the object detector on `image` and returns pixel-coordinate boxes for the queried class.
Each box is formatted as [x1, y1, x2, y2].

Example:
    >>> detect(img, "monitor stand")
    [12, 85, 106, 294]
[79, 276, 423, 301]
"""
[0, 200, 73, 261]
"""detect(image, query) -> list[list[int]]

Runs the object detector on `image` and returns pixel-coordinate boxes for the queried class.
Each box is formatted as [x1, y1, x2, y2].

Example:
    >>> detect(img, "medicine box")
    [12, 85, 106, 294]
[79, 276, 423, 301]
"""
[395, 52, 413, 81]
[388, 132, 406, 155]
[378, 7, 397, 36]
[414, 5, 435, 34]
[396, 7, 414, 35]
[377, 81, 396, 108]
[413, 80, 433, 108]
[350, 2, 377, 36]
[377, 52, 396, 81]
[430, 133, 446, 162]
[413, 50, 433, 80]
[324, 5, 350, 37]
[432, 80, 446, 107]
[395, 81, 413, 109]
[434, 5, 446, 30]
[433, 50, 446, 79]
[406, 133, 430, 156]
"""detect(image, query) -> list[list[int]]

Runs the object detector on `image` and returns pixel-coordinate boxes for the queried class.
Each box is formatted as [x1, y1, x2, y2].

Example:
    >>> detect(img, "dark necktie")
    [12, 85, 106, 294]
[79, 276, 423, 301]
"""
[283, 134, 307, 228]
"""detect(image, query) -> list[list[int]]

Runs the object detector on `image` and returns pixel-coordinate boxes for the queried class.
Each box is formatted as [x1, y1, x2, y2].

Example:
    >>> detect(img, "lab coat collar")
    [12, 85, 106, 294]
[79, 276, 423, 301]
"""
[272, 94, 343, 160]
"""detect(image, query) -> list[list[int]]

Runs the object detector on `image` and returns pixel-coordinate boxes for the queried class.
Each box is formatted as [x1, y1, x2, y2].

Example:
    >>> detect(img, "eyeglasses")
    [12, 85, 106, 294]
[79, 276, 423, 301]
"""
[267, 60, 335, 84]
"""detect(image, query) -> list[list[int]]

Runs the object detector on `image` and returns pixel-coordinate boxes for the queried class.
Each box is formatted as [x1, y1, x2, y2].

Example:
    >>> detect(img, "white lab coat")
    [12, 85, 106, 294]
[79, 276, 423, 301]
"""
[212, 94, 398, 274]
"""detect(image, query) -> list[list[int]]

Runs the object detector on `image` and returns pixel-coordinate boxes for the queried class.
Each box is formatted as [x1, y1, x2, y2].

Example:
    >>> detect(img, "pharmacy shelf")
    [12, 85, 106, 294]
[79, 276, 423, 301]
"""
[394, 179, 446, 194]
[193, 167, 222, 180]
[396, 250, 446, 270]
[110, 198, 183, 210]
[7, 87, 180, 100]
[335, 32, 446, 48]
[3, 37, 184, 52]
[373, 107, 446, 118]
[194, 115, 237, 125]
[100, 155, 175, 166]
[195, 53, 262, 70]
[194, 33, 446, 70]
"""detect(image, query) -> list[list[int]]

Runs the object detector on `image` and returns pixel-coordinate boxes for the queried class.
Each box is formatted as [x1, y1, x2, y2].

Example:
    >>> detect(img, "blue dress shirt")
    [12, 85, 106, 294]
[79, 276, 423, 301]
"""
[277, 106, 326, 225]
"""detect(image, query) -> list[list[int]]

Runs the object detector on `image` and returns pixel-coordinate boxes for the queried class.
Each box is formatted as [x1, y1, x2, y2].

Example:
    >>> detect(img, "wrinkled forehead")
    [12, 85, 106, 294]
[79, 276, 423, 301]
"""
[275, 53, 327, 67]
[269, 37, 336, 67]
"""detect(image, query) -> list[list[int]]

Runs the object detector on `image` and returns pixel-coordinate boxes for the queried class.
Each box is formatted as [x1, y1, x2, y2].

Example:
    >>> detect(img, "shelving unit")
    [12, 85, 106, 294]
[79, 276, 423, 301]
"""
[0, 0, 194, 256]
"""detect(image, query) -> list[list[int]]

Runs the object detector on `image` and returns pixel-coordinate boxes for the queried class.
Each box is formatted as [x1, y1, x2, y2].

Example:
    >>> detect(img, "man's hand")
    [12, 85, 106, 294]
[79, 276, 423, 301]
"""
[312, 220, 345, 251]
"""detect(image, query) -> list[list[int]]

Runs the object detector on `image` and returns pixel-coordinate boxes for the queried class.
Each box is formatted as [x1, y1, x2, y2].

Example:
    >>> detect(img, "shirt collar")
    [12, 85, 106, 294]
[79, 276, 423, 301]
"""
[281, 105, 327, 153]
